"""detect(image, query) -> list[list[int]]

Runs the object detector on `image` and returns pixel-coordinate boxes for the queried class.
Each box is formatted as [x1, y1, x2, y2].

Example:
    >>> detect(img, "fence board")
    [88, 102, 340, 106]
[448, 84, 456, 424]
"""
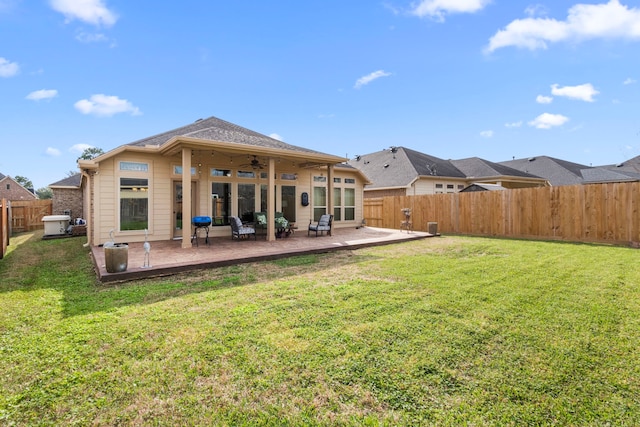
[1, 199, 8, 259]
[363, 183, 640, 246]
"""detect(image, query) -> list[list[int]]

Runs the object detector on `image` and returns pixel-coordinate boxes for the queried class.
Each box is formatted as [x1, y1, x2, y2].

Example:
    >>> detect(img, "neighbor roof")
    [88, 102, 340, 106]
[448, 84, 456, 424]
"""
[499, 156, 592, 186]
[451, 157, 542, 179]
[50, 173, 82, 188]
[350, 147, 466, 189]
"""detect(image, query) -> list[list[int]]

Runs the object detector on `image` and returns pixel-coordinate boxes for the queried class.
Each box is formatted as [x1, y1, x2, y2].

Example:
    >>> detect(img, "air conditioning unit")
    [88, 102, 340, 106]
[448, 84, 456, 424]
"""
[42, 215, 70, 236]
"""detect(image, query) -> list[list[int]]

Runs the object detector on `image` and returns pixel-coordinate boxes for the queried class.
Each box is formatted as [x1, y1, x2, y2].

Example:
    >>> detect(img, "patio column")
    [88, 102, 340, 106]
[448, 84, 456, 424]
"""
[267, 157, 276, 241]
[327, 164, 335, 217]
[181, 148, 192, 249]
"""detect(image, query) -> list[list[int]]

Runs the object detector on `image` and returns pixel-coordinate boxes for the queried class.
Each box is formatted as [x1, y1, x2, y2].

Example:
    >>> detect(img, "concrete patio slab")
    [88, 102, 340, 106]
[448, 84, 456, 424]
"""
[90, 227, 433, 283]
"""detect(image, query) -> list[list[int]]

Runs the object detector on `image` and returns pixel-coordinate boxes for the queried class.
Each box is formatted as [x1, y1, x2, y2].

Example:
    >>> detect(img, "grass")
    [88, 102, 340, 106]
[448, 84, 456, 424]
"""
[0, 231, 639, 426]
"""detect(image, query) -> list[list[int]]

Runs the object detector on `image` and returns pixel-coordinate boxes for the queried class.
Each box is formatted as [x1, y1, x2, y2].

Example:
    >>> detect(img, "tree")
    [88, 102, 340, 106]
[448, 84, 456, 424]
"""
[14, 175, 34, 189]
[77, 147, 104, 161]
[36, 187, 53, 200]
[66, 170, 79, 177]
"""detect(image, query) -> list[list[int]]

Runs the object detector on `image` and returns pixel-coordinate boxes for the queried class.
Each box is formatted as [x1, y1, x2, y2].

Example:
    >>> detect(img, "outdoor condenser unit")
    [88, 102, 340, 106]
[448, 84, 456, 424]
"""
[42, 215, 70, 236]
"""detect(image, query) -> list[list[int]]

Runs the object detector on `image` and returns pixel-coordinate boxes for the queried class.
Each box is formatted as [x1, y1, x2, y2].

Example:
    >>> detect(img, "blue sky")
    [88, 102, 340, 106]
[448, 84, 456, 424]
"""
[2, 0, 640, 189]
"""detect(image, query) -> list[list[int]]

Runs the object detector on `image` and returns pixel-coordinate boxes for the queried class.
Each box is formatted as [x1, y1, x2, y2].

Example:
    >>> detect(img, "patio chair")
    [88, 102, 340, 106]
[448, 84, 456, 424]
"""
[230, 216, 256, 241]
[253, 211, 268, 236]
[308, 214, 333, 237]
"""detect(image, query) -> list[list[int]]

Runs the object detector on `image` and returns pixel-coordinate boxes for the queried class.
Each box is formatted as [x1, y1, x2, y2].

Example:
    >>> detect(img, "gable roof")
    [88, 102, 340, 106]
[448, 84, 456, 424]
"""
[350, 147, 465, 189]
[451, 157, 542, 179]
[581, 168, 640, 183]
[499, 156, 592, 186]
[0, 172, 5, 180]
[50, 173, 82, 188]
[460, 183, 507, 192]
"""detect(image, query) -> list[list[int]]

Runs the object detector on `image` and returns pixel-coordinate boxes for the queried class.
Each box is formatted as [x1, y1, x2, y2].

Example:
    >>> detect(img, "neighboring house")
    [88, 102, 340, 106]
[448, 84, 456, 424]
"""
[350, 147, 547, 198]
[78, 116, 369, 247]
[49, 173, 84, 220]
[0, 173, 37, 201]
[500, 155, 640, 185]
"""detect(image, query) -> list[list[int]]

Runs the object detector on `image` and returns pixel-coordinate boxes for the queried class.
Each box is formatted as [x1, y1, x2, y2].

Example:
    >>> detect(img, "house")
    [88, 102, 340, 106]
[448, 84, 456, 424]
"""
[78, 116, 369, 248]
[49, 173, 84, 220]
[0, 173, 37, 201]
[350, 147, 547, 198]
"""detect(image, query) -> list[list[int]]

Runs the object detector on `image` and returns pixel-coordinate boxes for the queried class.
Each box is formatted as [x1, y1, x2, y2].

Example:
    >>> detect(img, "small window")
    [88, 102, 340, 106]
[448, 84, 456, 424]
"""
[345, 178, 356, 184]
[173, 165, 196, 175]
[211, 168, 231, 177]
[6, 184, 9, 190]
[281, 173, 297, 181]
[435, 183, 443, 189]
[333, 177, 341, 183]
[238, 170, 256, 178]
[313, 176, 327, 183]
[457, 184, 464, 190]
[447, 184, 454, 189]
[120, 161, 148, 172]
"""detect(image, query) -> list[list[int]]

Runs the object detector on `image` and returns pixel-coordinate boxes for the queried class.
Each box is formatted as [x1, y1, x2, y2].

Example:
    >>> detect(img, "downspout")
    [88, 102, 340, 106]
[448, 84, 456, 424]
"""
[80, 169, 92, 248]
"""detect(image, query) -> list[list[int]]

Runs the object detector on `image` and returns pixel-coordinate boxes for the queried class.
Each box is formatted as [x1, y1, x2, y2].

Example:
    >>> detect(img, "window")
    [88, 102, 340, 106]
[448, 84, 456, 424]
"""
[333, 188, 342, 221]
[333, 177, 341, 183]
[313, 186, 327, 221]
[211, 168, 231, 177]
[237, 183, 255, 220]
[458, 184, 464, 190]
[435, 183, 443, 189]
[345, 178, 356, 184]
[120, 178, 148, 231]
[344, 188, 355, 221]
[281, 186, 296, 222]
[447, 184, 454, 189]
[281, 173, 297, 181]
[238, 170, 256, 178]
[120, 162, 148, 172]
[212, 182, 231, 225]
[5, 184, 9, 190]
[313, 176, 327, 183]
[173, 165, 196, 175]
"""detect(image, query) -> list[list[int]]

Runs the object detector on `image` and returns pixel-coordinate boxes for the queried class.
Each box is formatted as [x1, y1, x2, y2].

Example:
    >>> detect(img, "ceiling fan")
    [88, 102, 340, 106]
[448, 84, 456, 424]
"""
[239, 155, 266, 170]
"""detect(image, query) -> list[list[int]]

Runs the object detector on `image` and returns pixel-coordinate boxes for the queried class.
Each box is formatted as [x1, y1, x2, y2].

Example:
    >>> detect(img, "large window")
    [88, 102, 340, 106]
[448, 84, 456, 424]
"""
[333, 188, 342, 221]
[313, 186, 327, 221]
[212, 182, 231, 225]
[281, 185, 296, 222]
[120, 178, 148, 231]
[344, 188, 355, 221]
[238, 183, 255, 222]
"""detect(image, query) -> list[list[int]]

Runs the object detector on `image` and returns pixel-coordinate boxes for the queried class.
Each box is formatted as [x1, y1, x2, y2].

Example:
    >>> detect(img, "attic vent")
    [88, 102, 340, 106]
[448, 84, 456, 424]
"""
[355, 155, 361, 161]
[383, 163, 389, 168]
[616, 163, 624, 167]
[195, 118, 203, 122]
[528, 157, 536, 162]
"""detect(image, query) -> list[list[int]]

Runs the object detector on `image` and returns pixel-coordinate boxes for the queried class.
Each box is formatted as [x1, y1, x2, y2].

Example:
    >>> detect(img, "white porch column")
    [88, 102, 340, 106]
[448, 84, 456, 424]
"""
[181, 148, 192, 249]
[327, 164, 335, 217]
[267, 157, 276, 241]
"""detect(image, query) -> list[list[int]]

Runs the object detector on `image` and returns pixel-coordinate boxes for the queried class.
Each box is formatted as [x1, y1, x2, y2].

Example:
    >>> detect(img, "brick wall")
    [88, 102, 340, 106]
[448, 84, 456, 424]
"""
[0, 178, 37, 201]
[52, 188, 84, 220]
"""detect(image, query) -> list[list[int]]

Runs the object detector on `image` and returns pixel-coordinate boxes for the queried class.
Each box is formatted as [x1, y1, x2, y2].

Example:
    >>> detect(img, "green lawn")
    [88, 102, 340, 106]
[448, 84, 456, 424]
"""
[1, 231, 638, 426]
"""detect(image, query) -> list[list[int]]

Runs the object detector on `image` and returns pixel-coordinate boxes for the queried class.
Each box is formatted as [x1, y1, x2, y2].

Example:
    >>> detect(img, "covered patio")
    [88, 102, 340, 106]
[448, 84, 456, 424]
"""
[91, 226, 432, 283]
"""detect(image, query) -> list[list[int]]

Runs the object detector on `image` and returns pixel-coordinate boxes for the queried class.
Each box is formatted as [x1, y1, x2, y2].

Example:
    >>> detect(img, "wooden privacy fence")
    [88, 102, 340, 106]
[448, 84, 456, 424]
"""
[1, 199, 9, 259]
[9, 199, 52, 233]
[364, 182, 640, 246]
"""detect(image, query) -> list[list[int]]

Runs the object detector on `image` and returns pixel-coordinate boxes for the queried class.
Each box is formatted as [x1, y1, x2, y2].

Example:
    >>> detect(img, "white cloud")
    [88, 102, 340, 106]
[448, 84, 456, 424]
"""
[49, 0, 117, 27]
[480, 130, 494, 138]
[269, 133, 283, 141]
[26, 89, 58, 101]
[354, 70, 392, 89]
[0, 57, 19, 77]
[411, 0, 492, 21]
[76, 31, 109, 43]
[46, 147, 61, 156]
[528, 113, 569, 129]
[486, 0, 640, 53]
[525, 4, 549, 18]
[505, 121, 523, 128]
[623, 77, 636, 85]
[551, 83, 599, 102]
[74, 94, 141, 117]
[536, 95, 553, 104]
[70, 143, 93, 153]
